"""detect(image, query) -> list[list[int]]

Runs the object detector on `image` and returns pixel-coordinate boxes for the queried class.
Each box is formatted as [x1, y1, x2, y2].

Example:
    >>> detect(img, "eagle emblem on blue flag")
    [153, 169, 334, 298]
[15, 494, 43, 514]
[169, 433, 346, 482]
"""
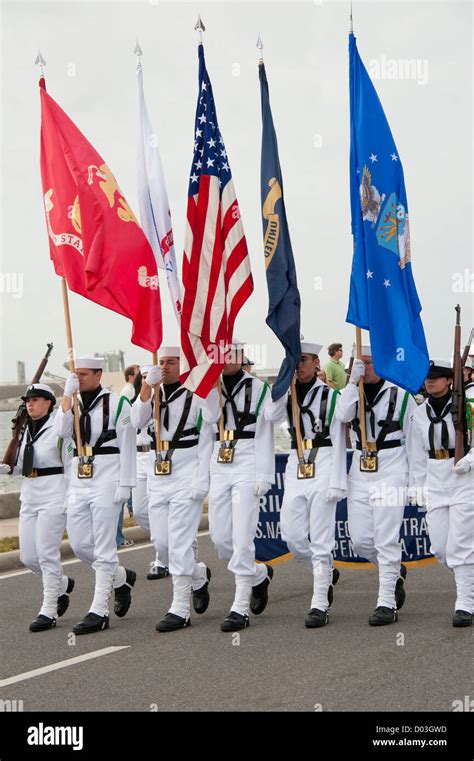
[376, 192, 411, 269]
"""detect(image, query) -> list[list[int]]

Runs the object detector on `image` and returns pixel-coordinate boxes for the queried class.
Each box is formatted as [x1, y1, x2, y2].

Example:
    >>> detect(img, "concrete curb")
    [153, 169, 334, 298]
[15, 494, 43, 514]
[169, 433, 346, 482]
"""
[0, 514, 209, 574]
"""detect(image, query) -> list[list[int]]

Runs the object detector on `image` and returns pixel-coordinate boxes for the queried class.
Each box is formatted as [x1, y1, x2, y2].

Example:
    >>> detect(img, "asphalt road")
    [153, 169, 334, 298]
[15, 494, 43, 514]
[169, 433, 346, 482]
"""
[0, 534, 471, 713]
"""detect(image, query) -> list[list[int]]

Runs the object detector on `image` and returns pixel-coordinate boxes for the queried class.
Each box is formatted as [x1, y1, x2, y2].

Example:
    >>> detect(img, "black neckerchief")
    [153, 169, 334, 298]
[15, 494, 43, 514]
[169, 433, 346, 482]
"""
[22, 414, 51, 476]
[80, 386, 103, 409]
[426, 391, 452, 452]
[363, 378, 385, 406]
[79, 386, 103, 445]
[428, 390, 452, 417]
[296, 377, 318, 405]
[160, 382, 186, 429]
[222, 369, 245, 394]
[163, 381, 181, 400]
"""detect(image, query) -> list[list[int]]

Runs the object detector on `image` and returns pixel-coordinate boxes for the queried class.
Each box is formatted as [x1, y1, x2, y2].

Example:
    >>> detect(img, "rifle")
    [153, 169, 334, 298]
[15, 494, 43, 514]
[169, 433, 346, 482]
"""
[451, 307, 467, 464]
[2, 342, 53, 473]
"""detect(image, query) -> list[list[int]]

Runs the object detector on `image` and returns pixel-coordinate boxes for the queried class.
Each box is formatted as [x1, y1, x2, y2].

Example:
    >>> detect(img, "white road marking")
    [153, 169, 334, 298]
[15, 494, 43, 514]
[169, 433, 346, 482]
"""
[0, 531, 210, 580]
[0, 646, 130, 688]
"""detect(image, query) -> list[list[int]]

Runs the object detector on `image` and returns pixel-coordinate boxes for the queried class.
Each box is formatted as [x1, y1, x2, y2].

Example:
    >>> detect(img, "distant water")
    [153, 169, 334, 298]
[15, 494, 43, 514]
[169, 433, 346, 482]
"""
[0, 410, 290, 495]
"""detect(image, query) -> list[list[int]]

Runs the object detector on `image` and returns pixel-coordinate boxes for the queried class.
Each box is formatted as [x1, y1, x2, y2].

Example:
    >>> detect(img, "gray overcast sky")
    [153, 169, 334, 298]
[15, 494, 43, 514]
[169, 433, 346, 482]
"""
[1, 0, 472, 381]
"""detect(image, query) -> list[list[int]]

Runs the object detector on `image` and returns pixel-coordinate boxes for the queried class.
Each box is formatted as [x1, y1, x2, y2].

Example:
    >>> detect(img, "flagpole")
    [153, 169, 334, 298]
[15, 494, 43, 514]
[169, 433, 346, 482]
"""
[355, 327, 368, 449]
[35, 52, 84, 458]
[61, 278, 84, 458]
[290, 378, 306, 472]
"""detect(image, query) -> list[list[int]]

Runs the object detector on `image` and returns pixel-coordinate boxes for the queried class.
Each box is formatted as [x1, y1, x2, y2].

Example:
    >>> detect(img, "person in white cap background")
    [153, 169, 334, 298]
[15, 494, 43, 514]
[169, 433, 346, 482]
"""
[407, 359, 474, 627]
[335, 345, 417, 626]
[131, 365, 169, 580]
[131, 346, 213, 632]
[0, 384, 75, 631]
[54, 356, 137, 635]
[202, 339, 275, 632]
[265, 341, 347, 628]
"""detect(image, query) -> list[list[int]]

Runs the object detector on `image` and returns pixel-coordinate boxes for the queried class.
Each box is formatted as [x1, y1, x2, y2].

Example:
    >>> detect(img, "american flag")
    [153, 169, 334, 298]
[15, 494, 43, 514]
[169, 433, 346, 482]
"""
[180, 44, 253, 397]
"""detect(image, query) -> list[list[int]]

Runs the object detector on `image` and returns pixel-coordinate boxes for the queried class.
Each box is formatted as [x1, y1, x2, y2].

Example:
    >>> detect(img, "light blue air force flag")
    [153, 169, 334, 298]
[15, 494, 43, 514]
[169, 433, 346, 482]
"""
[347, 33, 429, 394]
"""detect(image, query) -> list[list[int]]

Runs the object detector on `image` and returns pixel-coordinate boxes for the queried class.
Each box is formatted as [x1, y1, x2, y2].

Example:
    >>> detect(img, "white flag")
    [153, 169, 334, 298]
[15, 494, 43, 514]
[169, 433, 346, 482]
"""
[137, 66, 182, 323]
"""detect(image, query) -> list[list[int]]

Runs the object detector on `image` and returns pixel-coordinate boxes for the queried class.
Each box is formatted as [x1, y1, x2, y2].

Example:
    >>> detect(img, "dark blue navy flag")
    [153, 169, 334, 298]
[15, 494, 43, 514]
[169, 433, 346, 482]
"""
[347, 33, 429, 394]
[259, 61, 301, 401]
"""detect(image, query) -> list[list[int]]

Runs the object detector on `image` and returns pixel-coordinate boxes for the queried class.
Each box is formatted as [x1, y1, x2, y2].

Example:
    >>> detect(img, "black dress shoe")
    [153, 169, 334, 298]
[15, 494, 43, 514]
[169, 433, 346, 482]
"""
[369, 606, 398, 626]
[147, 563, 170, 580]
[57, 577, 75, 618]
[73, 613, 109, 635]
[155, 613, 191, 632]
[250, 564, 274, 615]
[114, 569, 137, 618]
[327, 567, 340, 607]
[453, 610, 472, 628]
[192, 567, 212, 614]
[221, 611, 249, 632]
[395, 564, 407, 610]
[29, 614, 57, 633]
[305, 608, 329, 628]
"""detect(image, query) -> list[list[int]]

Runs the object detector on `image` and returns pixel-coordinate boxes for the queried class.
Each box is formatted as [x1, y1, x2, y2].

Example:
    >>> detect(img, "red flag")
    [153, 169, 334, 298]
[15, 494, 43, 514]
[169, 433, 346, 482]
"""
[39, 78, 162, 352]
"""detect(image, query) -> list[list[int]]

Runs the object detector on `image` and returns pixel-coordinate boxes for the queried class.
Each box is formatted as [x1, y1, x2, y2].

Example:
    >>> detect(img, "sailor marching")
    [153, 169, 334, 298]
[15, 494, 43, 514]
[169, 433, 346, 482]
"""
[130, 346, 213, 632]
[265, 341, 347, 627]
[202, 340, 275, 632]
[335, 346, 417, 626]
[0, 384, 74, 632]
[54, 356, 137, 635]
[408, 359, 474, 627]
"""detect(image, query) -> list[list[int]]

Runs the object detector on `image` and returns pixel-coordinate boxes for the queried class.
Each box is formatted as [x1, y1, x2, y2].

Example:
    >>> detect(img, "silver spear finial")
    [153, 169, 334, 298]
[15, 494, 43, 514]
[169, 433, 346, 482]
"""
[256, 33, 264, 63]
[35, 50, 46, 76]
[194, 15, 205, 43]
[134, 38, 143, 69]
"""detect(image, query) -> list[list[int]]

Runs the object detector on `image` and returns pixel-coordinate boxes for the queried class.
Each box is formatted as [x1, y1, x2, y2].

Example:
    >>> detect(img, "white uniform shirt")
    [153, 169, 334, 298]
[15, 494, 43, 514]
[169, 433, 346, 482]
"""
[407, 395, 473, 508]
[202, 372, 275, 484]
[265, 378, 347, 491]
[15, 412, 73, 504]
[335, 380, 416, 486]
[131, 385, 213, 494]
[54, 389, 136, 488]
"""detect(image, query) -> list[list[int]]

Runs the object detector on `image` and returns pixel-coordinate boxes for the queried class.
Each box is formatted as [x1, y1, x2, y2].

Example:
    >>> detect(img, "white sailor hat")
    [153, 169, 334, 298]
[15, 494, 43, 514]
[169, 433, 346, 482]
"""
[22, 383, 56, 403]
[75, 355, 104, 370]
[157, 346, 180, 359]
[301, 341, 323, 356]
[427, 359, 452, 379]
[228, 338, 245, 351]
[360, 345, 372, 356]
[464, 357, 474, 370]
[140, 364, 153, 375]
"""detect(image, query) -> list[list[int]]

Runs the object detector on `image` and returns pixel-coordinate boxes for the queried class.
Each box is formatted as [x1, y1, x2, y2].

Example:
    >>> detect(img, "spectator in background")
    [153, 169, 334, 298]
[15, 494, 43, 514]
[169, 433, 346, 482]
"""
[324, 344, 346, 390]
[120, 365, 140, 403]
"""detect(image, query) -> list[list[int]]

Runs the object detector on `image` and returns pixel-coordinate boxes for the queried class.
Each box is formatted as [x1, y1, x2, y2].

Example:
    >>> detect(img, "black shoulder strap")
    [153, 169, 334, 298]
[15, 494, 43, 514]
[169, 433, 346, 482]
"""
[376, 386, 399, 445]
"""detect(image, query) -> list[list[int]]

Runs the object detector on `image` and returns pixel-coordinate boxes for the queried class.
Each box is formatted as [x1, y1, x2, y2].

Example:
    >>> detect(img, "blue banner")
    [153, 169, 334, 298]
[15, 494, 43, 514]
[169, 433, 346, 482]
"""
[255, 454, 434, 566]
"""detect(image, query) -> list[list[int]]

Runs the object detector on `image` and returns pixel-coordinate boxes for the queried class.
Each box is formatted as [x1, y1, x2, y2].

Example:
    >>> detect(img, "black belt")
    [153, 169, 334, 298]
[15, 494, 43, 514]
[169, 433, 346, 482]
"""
[290, 439, 332, 450]
[151, 439, 199, 451]
[355, 440, 402, 451]
[73, 446, 119, 457]
[214, 432, 255, 441]
[137, 445, 151, 453]
[428, 448, 455, 460]
[26, 467, 64, 479]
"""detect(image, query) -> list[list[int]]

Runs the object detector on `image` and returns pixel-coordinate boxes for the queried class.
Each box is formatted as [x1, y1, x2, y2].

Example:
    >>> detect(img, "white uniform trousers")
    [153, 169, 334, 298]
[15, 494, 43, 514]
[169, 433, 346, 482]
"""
[19, 499, 70, 619]
[347, 485, 405, 609]
[280, 479, 336, 612]
[426, 501, 474, 613]
[208, 473, 268, 615]
[66, 483, 127, 616]
[148, 482, 207, 618]
[133, 476, 150, 532]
